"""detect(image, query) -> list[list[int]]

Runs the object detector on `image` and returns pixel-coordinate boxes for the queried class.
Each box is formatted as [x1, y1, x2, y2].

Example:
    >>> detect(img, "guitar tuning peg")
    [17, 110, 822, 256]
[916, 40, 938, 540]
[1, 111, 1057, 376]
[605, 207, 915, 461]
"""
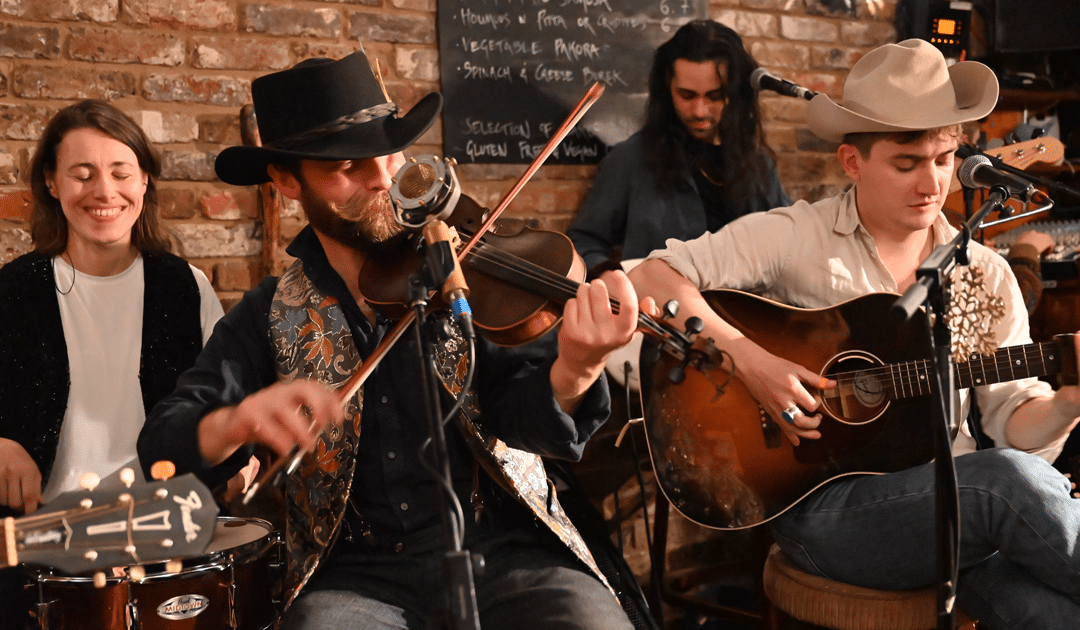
[80, 472, 100, 492]
[93, 572, 107, 589]
[119, 468, 135, 488]
[150, 460, 176, 481]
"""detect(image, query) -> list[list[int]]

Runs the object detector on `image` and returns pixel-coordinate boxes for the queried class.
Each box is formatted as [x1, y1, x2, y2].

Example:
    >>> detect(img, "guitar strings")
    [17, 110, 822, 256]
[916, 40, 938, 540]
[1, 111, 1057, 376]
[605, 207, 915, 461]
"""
[824, 341, 1061, 400]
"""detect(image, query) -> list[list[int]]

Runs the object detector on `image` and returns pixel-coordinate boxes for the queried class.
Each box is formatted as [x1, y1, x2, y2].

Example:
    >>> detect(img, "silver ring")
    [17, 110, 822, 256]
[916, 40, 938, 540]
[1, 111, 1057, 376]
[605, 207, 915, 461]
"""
[780, 406, 799, 424]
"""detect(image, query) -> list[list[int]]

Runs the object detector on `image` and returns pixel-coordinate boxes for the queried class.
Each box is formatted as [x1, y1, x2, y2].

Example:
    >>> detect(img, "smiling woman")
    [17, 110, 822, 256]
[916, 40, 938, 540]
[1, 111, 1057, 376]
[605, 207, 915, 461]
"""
[0, 99, 227, 625]
[0, 102, 226, 520]
[47, 127, 149, 274]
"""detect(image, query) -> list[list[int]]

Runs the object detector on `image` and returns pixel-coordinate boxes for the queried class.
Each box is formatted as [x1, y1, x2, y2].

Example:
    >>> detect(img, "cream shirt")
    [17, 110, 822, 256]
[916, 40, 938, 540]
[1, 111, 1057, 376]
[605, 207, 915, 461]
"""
[648, 186, 1060, 461]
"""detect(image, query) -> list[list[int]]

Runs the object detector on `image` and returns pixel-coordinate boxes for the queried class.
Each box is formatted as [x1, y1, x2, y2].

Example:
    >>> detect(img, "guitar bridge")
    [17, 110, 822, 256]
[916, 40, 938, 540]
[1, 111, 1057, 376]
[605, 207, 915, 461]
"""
[759, 405, 782, 449]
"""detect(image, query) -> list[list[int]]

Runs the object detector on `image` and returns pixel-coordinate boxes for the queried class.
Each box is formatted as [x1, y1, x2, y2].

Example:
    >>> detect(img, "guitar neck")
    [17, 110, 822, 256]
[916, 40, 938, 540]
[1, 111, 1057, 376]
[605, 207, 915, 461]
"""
[888, 339, 1065, 400]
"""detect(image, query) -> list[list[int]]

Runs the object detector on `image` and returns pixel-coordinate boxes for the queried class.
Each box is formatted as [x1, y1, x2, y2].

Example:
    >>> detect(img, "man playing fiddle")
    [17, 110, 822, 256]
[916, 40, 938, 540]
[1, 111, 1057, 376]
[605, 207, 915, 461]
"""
[138, 51, 640, 630]
[630, 39, 1080, 628]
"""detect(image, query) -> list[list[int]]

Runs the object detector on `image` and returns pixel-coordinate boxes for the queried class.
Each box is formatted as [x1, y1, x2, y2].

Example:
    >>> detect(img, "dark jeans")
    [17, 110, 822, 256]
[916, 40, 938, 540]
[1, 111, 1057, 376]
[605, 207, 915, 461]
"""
[772, 448, 1080, 630]
[281, 516, 632, 630]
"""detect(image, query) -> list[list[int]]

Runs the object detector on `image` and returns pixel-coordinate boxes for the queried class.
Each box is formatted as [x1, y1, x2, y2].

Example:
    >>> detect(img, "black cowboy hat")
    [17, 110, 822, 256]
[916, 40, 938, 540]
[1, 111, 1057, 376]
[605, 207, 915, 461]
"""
[215, 50, 442, 186]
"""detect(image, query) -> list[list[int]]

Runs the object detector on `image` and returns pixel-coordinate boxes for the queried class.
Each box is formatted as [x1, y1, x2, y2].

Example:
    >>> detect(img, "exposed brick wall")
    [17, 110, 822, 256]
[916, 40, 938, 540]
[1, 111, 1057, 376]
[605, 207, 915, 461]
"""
[0, 0, 897, 307]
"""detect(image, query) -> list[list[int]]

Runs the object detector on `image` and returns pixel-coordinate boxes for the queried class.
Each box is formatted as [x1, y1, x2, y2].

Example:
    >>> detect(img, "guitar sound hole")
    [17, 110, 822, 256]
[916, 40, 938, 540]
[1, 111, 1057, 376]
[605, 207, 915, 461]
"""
[822, 352, 889, 425]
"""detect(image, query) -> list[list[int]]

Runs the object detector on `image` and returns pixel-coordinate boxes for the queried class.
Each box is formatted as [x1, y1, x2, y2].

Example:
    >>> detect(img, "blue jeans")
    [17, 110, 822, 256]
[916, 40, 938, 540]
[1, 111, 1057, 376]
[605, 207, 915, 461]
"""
[279, 524, 632, 630]
[771, 448, 1080, 629]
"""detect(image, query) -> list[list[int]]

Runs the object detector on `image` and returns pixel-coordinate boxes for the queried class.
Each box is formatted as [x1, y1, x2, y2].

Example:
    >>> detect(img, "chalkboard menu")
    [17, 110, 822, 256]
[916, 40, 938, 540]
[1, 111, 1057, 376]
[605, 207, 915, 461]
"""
[438, 0, 707, 165]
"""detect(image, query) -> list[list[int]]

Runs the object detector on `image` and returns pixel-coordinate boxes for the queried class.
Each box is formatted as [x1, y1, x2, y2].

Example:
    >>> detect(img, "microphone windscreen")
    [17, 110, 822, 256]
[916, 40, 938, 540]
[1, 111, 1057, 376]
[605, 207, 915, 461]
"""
[957, 154, 991, 189]
[749, 67, 767, 90]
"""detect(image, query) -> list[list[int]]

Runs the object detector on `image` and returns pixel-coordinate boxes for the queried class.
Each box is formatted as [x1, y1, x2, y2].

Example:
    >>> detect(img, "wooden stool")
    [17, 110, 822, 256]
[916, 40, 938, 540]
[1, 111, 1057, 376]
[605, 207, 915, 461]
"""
[762, 545, 977, 630]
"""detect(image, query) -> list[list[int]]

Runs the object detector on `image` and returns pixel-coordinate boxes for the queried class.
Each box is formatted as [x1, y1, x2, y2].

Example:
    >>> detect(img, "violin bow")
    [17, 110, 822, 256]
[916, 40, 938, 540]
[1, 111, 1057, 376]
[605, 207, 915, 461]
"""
[245, 82, 606, 502]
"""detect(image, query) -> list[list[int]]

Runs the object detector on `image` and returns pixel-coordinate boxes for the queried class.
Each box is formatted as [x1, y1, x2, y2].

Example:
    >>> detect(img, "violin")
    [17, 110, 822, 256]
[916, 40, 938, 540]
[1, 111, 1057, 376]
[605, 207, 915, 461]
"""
[359, 194, 709, 361]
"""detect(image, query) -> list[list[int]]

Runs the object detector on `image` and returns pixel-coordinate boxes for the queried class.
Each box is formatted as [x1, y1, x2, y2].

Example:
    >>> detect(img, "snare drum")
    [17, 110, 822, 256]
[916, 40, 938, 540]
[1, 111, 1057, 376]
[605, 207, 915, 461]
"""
[34, 517, 280, 630]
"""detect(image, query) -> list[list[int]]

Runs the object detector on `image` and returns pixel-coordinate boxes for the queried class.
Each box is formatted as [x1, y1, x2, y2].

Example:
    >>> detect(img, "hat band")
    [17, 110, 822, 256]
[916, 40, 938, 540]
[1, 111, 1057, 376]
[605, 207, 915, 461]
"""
[268, 102, 400, 150]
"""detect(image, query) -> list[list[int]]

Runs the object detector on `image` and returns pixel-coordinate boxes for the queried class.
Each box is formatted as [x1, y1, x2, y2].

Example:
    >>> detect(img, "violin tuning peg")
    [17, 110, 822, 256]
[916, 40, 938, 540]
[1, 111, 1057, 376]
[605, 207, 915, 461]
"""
[684, 316, 704, 336]
[119, 468, 136, 488]
[662, 300, 680, 320]
[150, 460, 176, 481]
[667, 365, 686, 385]
[80, 473, 100, 492]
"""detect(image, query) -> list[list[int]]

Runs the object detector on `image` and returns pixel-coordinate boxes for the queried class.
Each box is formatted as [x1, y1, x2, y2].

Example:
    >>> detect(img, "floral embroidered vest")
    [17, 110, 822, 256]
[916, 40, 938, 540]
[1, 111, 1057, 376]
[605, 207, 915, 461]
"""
[269, 260, 610, 613]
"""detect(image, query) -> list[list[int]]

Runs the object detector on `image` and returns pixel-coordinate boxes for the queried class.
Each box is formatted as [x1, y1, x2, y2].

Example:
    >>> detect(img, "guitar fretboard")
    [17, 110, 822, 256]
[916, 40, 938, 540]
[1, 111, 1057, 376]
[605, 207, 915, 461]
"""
[881, 340, 1063, 400]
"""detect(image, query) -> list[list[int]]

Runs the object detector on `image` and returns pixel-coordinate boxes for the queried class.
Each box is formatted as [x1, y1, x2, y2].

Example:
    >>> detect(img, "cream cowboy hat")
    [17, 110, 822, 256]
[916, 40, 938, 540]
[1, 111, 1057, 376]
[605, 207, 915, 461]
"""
[807, 38, 998, 143]
[215, 50, 441, 186]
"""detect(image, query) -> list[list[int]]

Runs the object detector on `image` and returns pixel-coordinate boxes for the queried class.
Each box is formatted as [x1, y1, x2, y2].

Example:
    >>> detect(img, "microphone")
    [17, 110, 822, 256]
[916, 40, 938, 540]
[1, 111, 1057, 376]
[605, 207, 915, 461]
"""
[390, 155, 462, 228]
[957, 154, 1040, 202]
[750, 68, 816, 101]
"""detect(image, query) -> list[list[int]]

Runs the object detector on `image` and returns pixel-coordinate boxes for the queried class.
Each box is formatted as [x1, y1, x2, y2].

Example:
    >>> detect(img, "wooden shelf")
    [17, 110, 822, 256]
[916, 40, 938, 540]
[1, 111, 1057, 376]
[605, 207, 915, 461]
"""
[998, 88, 1080, 112]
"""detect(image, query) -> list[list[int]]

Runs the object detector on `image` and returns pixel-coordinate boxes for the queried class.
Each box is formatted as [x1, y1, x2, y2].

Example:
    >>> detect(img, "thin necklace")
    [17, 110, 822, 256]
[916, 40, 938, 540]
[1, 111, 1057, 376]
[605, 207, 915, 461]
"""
[55, 251, 76, 295]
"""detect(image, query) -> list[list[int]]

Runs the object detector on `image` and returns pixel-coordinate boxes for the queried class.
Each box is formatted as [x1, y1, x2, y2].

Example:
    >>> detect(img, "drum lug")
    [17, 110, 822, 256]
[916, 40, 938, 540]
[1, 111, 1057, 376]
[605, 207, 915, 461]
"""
[125, 599, 141, 630]
[229, 561, 238, 629]
[32, 598, 61, 630]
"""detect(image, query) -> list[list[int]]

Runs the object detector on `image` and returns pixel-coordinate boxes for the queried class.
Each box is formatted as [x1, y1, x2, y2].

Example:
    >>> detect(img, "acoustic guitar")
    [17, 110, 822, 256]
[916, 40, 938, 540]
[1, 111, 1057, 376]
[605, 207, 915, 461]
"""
[1, 473, 217, 574]
[639, 289, 1077, 530]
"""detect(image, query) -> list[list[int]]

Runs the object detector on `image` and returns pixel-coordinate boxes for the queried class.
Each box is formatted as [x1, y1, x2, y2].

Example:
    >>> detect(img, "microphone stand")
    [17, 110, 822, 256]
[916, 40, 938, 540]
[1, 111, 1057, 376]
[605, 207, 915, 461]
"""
[410, 238, 481, 630]
[891, 184, 1012, 630]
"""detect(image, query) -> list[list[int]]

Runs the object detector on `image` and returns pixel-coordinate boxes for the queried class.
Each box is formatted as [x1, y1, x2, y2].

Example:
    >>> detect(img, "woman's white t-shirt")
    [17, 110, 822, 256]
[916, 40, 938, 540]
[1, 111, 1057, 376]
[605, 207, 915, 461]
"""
[41, 254, 222, 501]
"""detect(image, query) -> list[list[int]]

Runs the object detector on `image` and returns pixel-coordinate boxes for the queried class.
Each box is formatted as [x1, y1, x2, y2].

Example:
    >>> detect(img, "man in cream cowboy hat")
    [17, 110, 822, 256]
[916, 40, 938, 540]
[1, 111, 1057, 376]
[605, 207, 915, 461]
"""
[139, 50, 641, 630]
[630, 39, 1080, 627]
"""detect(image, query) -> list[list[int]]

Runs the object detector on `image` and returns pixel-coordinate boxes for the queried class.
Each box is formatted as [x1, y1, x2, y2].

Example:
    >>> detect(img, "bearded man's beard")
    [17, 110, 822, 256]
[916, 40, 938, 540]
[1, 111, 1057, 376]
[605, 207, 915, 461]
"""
[299, 184, 409, 254]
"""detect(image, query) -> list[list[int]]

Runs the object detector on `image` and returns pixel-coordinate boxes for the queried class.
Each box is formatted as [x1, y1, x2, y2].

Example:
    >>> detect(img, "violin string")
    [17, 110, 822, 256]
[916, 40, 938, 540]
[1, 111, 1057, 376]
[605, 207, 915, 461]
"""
[468, 242, 669, 338]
